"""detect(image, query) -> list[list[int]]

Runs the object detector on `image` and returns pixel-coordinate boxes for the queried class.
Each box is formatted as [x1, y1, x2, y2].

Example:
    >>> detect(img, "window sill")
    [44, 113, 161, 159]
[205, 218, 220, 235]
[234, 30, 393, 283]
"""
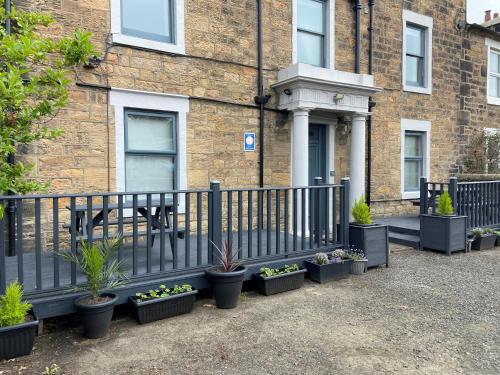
[112, 33, 185, 55]
[487, 96, 500, 106]
[401, 191, 420, 200]
[403, 84, 432, 95]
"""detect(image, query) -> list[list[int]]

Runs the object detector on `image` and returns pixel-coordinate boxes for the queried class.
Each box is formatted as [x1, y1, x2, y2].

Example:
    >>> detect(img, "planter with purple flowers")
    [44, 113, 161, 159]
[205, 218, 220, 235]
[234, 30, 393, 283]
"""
[305, 250, 352, 284]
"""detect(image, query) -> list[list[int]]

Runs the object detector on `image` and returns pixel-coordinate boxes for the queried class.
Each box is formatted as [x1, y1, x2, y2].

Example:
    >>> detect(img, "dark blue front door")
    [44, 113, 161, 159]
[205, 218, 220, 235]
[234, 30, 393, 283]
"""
[309, 124, 327, 185]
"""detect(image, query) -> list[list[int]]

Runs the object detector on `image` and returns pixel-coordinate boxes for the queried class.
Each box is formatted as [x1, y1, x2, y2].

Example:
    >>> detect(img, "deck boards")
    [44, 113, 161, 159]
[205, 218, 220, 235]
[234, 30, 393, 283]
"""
[5, 231, 315, 294]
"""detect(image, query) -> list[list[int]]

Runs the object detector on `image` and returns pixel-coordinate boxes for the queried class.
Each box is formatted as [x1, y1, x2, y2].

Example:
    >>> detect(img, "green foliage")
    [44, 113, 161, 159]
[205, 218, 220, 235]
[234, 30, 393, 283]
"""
[352, 196, 373, 225]
[135, 284, 193, 301]
[0, 282, 32, 327]
[60, 237, 126, 300]
[313, 253, 329, 266]
[436, 191, 454, 216]
[259, 264, 300, 278]
[470, 228, 485, 239]
[43, 364, 61, 375]
[0, 6, 96, 217]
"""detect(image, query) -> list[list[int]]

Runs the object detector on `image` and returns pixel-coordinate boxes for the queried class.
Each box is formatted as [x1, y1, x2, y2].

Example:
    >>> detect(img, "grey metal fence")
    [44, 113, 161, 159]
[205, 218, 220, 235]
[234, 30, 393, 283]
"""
[0, 178, 350, 296]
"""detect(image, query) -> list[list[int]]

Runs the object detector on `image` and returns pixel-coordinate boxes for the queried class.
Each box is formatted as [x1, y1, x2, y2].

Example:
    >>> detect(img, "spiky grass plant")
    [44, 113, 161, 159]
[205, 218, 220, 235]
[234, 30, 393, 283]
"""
[0, 282, 32, 327]
[212, 239, 242, 272]
[60, 237, 127, 301]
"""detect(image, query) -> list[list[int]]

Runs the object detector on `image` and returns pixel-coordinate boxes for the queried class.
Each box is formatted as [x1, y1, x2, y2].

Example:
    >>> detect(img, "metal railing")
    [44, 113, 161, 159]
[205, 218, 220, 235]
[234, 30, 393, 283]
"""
[0, 178, 350, 295]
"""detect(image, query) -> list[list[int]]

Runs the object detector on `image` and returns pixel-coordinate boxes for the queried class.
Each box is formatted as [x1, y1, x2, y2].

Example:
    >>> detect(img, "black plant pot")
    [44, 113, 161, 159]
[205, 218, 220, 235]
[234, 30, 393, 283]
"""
[421, 214, 467, 255]
[129, 290, 198, 324]
[205, 266, 246, 309]
[471, 235, 497, 251]
[0, 311, 38, 360]
[253, 269, 306, 296]
[74, 293, 118, 339]
[304, 259, 352, 284]
[496, 236, 500, 247]
[349, 224, 389, 267]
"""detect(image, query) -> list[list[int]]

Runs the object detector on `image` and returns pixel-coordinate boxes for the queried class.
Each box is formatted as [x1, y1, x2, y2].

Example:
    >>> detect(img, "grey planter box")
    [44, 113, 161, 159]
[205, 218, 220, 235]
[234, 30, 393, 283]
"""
[253, 269, 306, 296]
[471, 234, 497, 251]
[349, 224, 389, 268]
[304, 259, 352, 283]
[0, 311, 38, 360]
[421, 214, 467, 255]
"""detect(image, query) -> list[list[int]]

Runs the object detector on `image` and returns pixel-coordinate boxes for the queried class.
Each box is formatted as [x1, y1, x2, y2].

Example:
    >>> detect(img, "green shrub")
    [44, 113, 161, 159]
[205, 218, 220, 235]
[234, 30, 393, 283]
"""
[134, 284, 193, 301]
[352, 196, 372, 225]
[259, 264, 300, 278]
[0, 282, 32, 327]
[470, 228, 484, 239]
[436, 191, 454, 216]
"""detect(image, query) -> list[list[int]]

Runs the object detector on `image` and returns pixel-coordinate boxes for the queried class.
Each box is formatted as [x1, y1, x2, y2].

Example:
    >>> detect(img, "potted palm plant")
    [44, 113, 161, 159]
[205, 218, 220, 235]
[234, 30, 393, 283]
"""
[469, 228, 497, 251]
[349, 197, 389, 267]
[205, 240, 246, 309]
[0, 282, 38, 360]
[61, 237, 126, 339]
[305, 250, 352, 283]
[253, 264, 306, 296]
[421, 191, 467, 255]
[130, 284, 198, 324]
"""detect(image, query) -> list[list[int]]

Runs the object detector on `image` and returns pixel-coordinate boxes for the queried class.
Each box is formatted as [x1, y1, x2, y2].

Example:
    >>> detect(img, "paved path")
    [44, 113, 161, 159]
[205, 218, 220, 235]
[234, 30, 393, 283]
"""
[1, 245, 499, 374]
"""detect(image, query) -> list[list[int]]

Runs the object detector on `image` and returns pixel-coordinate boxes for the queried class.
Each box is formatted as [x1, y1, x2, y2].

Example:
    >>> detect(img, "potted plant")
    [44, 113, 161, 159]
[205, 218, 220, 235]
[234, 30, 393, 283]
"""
[346, 248, 368, 275]
[305, 250, 353, 284]
[205, 240, 246, 309]
[469, 228, 497, 251]
[421, 191, 468, 255]
[349, 197, 389, 267]
[253, 264, 306, 296]
[61, 237, 126, 339]
[129, 284, 198, 324]
[0, 282, 38, 360]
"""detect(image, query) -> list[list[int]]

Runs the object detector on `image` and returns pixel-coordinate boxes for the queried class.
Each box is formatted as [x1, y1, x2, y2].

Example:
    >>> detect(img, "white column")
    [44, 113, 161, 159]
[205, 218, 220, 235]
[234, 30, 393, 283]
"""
[349, 114, 367, 211]
[292, 109, 310, 187]
[292, 109, 310, 236]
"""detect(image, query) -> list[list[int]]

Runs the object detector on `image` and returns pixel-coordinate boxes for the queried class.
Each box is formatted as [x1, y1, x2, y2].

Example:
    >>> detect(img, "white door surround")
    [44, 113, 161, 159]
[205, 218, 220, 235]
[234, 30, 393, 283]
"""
[273, 63, 380, 210]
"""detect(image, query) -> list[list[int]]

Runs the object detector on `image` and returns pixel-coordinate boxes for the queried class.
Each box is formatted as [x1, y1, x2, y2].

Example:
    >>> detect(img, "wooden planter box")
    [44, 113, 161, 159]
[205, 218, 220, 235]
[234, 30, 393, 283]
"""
[421, 214, 467, 255]
[304, 259, 352, 284]
[253, 269, 306, 296]
[349, 224, 389, 267]
[0, 312, 38, 360]
[129, 290, 198, 324]
[471, 235, 497, 251]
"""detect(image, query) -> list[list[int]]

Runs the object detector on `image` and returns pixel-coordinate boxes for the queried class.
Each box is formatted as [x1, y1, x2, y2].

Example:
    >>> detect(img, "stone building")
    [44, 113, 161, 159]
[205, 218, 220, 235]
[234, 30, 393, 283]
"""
[15, 0, 498, 217]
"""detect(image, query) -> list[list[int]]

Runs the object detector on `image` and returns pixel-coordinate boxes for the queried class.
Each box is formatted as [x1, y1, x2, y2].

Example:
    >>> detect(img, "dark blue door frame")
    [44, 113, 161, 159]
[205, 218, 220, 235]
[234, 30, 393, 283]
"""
[309, 124, 327, 185]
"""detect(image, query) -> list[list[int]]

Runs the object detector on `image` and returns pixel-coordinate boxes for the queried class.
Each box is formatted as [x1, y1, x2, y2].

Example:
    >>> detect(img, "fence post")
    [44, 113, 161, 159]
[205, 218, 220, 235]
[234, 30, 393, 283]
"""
[419, 177, 427, 215]
[209, 181, 222, 265]
[314, 177, 322, 248]
[449, 177, 458, 214]
[341, 178, 350, 247]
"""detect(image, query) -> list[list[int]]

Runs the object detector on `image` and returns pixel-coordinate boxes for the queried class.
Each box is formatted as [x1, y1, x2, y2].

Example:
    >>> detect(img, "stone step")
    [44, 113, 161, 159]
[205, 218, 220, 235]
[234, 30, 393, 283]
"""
[388, 225, 420, 237]
[389, 232, 420, 249]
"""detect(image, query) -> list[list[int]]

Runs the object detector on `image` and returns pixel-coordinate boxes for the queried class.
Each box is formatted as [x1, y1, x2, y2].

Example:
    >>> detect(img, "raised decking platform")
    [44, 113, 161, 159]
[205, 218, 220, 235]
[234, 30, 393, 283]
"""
[376, 216, 420, 249]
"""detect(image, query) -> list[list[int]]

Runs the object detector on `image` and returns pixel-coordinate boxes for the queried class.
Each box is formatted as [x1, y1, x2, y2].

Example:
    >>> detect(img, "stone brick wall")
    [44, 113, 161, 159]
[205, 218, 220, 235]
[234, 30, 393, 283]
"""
[455, 26, 500, 174]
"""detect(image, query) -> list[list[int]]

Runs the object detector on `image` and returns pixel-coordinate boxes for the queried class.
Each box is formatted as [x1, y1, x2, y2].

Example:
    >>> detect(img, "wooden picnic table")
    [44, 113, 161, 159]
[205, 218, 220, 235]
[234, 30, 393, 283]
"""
[65, 198, 183, 247]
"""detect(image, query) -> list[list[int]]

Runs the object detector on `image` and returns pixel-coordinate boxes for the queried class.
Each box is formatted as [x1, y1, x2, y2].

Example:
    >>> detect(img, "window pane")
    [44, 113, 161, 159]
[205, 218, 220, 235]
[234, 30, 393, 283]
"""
[121, 0, 172, 42]
[490, 51, 500, 74]
[404, 160, 423, 191]
[298, 31, 324, 67]
[298, 0, 325, 34]
[406, 25, 424, 57]
[126, 155, 175, 192]
[406, 55, 424, 86]
[405, 134, 423, 157]
[126, 113, 175, 152]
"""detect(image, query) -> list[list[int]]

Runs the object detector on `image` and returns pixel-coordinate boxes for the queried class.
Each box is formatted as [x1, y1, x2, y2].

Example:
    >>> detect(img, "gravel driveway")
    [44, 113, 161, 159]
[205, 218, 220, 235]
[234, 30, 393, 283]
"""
[1, 245, 499, 375]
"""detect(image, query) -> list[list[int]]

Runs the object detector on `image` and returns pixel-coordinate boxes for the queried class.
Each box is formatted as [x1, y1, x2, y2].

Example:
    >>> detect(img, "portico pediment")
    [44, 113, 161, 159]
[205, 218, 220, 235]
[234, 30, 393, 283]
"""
[272, 64, 381, 114]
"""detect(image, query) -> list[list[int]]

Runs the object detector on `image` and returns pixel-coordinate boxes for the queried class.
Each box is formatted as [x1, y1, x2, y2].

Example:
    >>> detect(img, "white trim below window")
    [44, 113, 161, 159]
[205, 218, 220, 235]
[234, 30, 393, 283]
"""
[110, 88, 189, 211]
[292, 0, 335, 69]
[402, 10, 433, 95]
[401, 119, 431, 200]
[110, 0, 185, 55]
[486, 38, 500, 106]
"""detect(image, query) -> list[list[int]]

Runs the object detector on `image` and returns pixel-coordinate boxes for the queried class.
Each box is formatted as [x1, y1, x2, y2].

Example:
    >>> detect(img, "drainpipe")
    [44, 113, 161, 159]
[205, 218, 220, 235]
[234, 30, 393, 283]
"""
[255, 0, 270, 188]
[366, 0, 375, 205]
[352, 0, 362, 74]
[5, 0, 15, 256]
